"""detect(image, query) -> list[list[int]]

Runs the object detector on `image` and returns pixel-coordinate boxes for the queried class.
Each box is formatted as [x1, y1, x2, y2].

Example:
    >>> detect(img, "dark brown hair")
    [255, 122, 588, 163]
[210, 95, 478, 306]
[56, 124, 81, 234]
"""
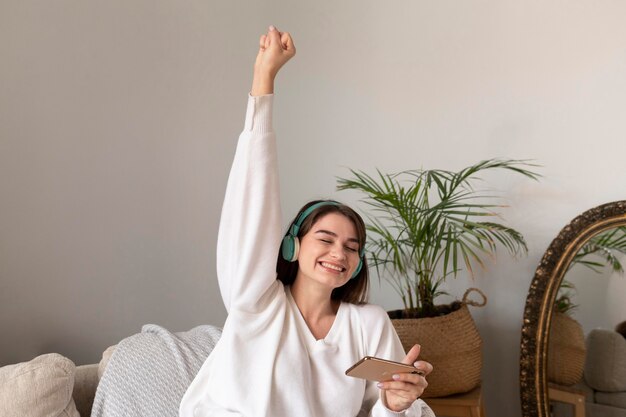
[616, 321, 626, 339]
[276, 200, 369, 305]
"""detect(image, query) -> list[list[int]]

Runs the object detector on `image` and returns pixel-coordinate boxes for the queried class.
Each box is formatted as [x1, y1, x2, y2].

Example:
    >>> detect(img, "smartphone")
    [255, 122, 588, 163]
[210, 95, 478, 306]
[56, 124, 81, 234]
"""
[345, 356, 423, 382]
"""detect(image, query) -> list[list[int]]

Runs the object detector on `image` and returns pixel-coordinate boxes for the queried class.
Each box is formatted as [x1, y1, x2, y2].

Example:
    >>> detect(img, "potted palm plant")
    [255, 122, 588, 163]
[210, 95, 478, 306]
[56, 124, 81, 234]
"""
[337, 159, 540, 397]
[549, 226, 626, 386]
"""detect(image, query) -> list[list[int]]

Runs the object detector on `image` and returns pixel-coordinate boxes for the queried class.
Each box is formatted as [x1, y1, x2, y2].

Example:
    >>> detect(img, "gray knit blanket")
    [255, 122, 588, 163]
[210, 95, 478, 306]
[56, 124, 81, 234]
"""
[91, 324, 222, 417]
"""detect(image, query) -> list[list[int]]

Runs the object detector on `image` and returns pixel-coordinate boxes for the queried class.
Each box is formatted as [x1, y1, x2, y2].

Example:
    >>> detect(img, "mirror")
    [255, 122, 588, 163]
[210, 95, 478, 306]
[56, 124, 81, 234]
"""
[520, 200, 626, 417]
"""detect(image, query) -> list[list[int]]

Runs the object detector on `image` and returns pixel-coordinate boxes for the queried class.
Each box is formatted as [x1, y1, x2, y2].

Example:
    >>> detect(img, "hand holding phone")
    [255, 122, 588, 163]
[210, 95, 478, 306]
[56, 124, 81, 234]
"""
[345, 356, 425, 382]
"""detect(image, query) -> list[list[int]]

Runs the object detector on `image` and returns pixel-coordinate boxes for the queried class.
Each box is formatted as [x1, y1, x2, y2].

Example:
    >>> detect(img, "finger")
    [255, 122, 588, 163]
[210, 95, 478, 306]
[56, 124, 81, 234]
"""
[402, 344, 421, 365]
[267, 25, 282, 47]
[389, 372, 423, 384]
[413, 360, 433, 376]
[259, 35, 267, 49]
[377, 380, 420, 393]
[280, 31, 294, 50]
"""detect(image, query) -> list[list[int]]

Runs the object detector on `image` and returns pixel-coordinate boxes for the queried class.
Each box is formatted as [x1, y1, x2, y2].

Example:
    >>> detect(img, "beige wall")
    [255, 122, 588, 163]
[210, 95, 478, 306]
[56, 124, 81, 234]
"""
[2, 1, 626, 416]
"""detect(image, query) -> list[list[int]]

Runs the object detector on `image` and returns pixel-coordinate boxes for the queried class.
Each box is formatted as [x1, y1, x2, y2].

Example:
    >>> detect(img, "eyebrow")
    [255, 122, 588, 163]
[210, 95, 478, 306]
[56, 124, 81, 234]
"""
[315, 230, 360, 245]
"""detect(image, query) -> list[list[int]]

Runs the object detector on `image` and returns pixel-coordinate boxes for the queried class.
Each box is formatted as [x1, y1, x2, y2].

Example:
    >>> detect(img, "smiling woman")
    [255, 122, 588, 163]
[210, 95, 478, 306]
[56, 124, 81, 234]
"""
[276, 201, 369, 305]
[178, 26, 435, 417]
[297, 213, 360, 274]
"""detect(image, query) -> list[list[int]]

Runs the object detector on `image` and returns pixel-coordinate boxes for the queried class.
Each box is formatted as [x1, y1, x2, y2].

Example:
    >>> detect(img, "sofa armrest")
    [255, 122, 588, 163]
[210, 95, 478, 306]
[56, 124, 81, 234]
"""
[73, 364, 98, 417]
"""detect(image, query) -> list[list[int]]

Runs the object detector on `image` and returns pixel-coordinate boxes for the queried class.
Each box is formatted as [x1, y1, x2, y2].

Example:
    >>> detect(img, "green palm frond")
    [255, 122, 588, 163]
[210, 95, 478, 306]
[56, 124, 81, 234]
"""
[337, 158, 540, 315]
[568, 226, 626, 274]
[556, 226, 626, 315]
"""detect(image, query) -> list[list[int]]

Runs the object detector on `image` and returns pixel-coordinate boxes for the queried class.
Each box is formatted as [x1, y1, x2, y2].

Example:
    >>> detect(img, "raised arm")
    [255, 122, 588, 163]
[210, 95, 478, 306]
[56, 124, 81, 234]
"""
[251, 25, 296, 96]
[216, 27, 296, 313]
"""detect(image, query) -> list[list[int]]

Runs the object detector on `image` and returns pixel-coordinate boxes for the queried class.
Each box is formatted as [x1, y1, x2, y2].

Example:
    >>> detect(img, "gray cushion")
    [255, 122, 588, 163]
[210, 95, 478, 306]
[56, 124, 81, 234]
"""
[73, 364, 99, 417]
[587, 400, 626, 417]
[584, 329, 626, 392]
[596, 391, 626, 409]
[0, 353, 80, 417]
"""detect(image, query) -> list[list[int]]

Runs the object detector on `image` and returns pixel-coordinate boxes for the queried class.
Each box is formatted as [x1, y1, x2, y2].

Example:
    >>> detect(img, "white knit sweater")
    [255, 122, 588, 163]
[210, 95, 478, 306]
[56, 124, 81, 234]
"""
[179, 94, 432, 417]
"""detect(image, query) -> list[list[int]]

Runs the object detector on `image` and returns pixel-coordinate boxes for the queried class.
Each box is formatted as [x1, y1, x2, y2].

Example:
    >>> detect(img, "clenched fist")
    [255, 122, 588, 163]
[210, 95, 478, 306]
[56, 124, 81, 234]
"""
[251, 26, 296, 96]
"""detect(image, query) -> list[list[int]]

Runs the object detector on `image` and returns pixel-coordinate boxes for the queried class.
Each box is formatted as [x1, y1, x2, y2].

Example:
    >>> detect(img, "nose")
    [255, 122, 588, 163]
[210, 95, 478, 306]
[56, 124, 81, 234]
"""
[329, 244, 347, 260]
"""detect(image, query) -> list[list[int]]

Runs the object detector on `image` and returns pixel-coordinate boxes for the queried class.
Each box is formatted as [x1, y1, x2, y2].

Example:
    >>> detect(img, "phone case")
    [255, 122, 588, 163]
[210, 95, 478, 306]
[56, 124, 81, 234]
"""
[345, 356, 421, 382]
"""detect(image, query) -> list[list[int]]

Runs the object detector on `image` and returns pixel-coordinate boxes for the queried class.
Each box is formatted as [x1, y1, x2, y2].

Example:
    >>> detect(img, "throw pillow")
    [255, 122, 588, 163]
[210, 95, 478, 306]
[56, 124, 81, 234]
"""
[97, 345, 116, 380]
[584, 328, 626, 391]
[0, 353, 80, 417]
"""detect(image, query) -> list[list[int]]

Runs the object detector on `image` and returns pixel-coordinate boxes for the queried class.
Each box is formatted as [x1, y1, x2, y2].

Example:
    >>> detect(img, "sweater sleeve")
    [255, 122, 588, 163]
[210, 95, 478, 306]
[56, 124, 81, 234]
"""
[216, 93, 283, 314]
[358, 306, 435, 417]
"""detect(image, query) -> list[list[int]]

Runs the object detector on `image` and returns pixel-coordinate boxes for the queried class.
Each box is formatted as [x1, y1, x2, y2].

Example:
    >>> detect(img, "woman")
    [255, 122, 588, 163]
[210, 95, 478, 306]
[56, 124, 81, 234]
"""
[179, 26, 434, 417]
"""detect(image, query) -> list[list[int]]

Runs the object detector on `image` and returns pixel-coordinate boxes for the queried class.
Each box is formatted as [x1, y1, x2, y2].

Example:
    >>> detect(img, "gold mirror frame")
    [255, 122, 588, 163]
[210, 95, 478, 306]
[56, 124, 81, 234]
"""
[520, 200, 626, 417]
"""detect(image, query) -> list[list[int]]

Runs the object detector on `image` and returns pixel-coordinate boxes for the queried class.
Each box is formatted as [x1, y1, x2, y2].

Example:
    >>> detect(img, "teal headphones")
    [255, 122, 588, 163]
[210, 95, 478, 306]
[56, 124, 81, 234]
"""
[281, 201, 364, 279]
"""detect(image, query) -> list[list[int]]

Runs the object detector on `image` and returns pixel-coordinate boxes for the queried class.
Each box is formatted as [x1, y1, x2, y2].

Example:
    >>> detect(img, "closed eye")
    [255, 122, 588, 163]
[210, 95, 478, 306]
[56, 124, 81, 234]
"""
[319, 239, 358, 253]
[314, 231, 360, 253]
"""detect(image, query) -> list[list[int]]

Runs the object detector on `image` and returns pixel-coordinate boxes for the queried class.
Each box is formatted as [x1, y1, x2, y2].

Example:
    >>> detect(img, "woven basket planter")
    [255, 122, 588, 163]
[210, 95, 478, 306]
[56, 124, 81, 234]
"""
[390, 288, 486, 398]
[547, 312, 586, 386]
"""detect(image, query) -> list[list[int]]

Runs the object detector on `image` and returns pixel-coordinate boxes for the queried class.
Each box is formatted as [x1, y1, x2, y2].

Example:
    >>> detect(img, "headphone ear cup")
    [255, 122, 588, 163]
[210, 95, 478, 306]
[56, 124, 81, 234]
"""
[291, 237, 300, 262]
[281, 235, 300, 262]
[351, 257, 363, 279]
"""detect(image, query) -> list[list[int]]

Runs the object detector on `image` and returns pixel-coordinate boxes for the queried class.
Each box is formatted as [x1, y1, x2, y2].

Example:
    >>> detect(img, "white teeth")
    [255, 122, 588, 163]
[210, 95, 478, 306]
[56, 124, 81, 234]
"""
[321, 262, 344, 272]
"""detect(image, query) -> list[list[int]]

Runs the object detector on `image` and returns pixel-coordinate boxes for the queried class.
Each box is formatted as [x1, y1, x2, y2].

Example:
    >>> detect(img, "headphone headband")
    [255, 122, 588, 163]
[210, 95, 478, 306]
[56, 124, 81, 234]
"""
[290, 201, 340, 238]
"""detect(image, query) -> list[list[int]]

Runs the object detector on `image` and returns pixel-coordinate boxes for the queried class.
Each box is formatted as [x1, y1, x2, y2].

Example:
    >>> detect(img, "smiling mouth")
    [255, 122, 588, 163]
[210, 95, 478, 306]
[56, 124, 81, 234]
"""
[319, 261, 346, 273]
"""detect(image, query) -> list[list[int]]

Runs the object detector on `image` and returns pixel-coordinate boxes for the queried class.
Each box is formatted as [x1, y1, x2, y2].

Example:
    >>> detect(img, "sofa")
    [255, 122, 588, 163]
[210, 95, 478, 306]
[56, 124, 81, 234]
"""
[0, 324, 221, 417]
[553, 328, 626, 417]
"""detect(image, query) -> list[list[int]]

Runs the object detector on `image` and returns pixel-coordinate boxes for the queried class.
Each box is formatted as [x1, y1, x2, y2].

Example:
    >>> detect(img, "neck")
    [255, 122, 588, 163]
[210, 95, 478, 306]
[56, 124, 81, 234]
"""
[290, 278, 339, 322]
